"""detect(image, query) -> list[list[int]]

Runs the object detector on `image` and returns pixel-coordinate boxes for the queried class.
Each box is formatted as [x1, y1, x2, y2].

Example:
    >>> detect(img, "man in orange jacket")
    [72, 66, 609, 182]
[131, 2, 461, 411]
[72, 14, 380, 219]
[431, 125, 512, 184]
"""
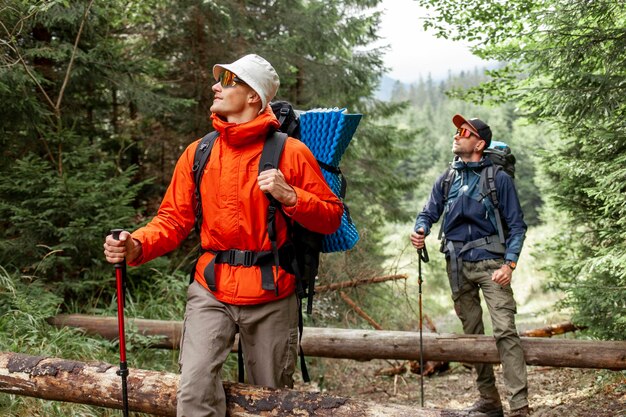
[104, 54, 343, 416]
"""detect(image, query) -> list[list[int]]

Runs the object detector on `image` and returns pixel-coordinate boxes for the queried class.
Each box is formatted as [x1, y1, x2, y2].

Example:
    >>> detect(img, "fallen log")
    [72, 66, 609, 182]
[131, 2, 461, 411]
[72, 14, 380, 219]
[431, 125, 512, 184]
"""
[520, 321, 587, 338]
[48, 314, 183, 349]
[0, 351, 468, 416]
[408, 318, 449, 377]
[48, 315, 626, 369]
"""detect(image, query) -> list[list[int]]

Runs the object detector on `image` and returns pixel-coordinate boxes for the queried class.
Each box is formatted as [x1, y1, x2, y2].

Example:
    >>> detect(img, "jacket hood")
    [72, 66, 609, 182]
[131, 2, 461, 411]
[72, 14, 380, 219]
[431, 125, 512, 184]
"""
[451, 156, 493, 172]
[210, 105, 280, 147]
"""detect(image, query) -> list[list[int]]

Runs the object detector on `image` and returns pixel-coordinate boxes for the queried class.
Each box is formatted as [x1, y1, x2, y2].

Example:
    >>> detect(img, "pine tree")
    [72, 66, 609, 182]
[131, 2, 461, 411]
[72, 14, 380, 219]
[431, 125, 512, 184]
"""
[416, 0, 626, 339]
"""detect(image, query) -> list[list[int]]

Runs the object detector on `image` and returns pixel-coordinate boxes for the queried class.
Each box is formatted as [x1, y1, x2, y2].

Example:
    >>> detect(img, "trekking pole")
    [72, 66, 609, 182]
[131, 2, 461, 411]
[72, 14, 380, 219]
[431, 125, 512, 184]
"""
[111, 229, 130, 417]
[416, 230, 429, 407]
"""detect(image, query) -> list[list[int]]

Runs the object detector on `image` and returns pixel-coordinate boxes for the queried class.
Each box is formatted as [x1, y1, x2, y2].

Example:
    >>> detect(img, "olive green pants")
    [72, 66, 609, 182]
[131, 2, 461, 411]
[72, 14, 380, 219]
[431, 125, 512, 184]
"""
[447, 258, 528, 410]
[176, 281, 299, 417]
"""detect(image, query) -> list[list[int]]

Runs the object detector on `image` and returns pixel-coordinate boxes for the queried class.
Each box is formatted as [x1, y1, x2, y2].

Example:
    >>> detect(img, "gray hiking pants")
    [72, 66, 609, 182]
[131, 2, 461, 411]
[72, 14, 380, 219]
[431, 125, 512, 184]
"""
[447, 258, 529, 411]
[176, 280, 299, 417]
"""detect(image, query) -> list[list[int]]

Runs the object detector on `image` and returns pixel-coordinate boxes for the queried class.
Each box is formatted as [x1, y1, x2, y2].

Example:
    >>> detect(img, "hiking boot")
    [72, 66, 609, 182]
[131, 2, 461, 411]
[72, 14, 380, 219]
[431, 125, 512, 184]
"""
[463, 397, 504, 417]
[508, 405, 531, 416]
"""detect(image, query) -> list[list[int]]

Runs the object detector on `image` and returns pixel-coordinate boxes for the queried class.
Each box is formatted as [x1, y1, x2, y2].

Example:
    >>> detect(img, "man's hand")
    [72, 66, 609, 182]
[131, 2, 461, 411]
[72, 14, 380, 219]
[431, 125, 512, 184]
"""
[257, 168, 297, 206]
[410, 228, 426, 250]
[492, 264, 513, 286]
[103, 230, 142, 264]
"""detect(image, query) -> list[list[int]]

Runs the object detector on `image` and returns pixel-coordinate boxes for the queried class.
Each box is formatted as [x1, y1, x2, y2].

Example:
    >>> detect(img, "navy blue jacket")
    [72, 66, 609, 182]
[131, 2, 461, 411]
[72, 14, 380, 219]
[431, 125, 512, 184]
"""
[414, 157, 526, 263]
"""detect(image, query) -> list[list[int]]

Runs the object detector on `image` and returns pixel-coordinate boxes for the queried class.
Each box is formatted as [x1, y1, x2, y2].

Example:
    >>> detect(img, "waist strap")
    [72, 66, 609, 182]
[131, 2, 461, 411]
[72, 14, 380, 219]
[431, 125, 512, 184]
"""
[446, 235, 506, 295]
[459, 235, 505, 256]
[202, 246, 296, 292]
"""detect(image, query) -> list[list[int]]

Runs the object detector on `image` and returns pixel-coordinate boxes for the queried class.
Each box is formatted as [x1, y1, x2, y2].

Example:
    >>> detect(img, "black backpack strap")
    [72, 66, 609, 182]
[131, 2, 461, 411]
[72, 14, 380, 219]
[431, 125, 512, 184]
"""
[479, 165, 506, 243]
[258, 131, 288, 295]
[438, 166, 455, 241]
[259, 131, 312, 384]
[297, 297, 310, 383]
[236, 326, 245, 383]
[317, 161, 346, 197]
[189, 131, 219, 284]
[192, 131, 219, 235]
[316, 161, 354, 225]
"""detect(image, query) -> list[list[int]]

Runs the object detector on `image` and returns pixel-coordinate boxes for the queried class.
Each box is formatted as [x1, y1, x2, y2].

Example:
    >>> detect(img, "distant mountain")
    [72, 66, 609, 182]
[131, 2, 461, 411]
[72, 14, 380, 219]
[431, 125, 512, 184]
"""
[375, 74, 399, 101]
[376, 65, 499, 102]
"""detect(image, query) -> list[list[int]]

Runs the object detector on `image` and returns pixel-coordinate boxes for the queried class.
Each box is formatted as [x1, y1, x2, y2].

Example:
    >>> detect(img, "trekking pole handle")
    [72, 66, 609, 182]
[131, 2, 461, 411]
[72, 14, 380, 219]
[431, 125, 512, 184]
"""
[416, 230, 429, 263]
[111, 228, 127, 302]
[111, 229, 125, 265]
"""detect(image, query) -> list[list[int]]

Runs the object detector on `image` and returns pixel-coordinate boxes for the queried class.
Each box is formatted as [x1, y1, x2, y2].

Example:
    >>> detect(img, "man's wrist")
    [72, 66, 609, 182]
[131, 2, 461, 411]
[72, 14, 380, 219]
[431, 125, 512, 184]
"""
[128, 239, 143, 263]
[504, 260, 517, 270]
[283, 188, 297, 207]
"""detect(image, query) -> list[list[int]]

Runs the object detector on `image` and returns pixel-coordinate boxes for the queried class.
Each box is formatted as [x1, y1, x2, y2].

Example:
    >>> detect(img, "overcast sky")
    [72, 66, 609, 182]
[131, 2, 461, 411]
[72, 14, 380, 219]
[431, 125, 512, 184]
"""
[377, 0, 491, 83]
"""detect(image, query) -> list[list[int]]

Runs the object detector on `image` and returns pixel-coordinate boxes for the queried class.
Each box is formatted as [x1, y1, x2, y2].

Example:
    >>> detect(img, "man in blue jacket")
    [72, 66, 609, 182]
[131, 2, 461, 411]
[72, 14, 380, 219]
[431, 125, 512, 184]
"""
[410, 114, 530, 417]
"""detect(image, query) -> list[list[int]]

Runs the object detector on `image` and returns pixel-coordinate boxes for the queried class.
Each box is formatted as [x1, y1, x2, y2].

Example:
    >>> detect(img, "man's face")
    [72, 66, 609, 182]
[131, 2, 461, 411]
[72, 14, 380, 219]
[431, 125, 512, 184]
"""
[210, 70, 254, 117]
[452, 122, 483, 156]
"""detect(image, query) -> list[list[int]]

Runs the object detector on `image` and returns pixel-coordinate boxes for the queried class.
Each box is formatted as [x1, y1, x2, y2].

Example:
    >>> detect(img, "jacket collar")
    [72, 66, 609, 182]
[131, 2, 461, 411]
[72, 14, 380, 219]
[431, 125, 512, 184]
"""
[451, 155, 493, 171]
[210, 106, 280, 147]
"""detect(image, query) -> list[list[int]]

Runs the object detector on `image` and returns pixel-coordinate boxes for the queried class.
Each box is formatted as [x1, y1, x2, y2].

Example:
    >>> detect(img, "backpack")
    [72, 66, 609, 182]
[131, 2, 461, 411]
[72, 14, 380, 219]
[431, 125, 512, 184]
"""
[440, 141, 516, 246]
[484, 140, 516, 179]
[271, 100, 300, 138]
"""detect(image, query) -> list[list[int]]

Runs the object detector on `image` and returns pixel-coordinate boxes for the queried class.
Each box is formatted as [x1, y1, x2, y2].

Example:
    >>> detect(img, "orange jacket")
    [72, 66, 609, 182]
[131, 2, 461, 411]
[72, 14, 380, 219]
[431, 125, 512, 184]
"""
[130, 107, 344, 305]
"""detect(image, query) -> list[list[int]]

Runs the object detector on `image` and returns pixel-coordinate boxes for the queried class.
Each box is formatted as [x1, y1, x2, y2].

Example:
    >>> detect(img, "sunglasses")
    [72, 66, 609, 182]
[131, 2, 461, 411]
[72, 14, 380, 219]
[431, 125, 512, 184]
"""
[455, 127, 480, 139]
[218, 70, 246, 88]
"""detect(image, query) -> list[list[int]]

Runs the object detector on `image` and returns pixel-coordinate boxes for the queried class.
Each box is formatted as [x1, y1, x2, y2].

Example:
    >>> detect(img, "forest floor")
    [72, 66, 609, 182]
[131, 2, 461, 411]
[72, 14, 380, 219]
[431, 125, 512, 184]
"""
[303, 358, 626, 416]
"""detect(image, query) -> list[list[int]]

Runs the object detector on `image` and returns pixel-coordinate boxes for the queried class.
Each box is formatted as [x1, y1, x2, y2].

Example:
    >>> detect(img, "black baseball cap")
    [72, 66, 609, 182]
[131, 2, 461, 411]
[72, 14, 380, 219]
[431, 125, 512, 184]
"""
[452, 114, 492, 148]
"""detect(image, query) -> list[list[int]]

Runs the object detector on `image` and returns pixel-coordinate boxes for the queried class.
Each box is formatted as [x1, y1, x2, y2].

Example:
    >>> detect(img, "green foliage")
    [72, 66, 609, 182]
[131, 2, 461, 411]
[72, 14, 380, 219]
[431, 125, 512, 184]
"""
[0, 266, 187, 416]
[1, 0, 414, 396]
[0, 266, 113, 415]
[0, 138, 143, 301]
[416, 0, 626, 339]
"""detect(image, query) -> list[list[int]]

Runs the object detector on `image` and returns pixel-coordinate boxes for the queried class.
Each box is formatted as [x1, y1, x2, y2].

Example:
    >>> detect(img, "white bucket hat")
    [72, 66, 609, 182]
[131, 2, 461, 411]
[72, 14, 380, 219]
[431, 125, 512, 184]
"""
[213, 54, 280, 114]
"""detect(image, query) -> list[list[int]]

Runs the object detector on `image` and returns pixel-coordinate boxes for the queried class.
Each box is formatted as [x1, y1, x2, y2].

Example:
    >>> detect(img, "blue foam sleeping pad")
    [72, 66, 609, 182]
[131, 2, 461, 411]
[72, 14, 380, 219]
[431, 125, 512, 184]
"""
[299, 108, 362, 253]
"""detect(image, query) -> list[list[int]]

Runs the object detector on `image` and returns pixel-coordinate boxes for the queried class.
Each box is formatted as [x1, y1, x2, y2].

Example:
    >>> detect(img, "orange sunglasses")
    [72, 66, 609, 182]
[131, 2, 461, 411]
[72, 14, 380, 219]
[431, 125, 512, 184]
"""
[455, 127, 479, 139]
[218, 70, 246, 88]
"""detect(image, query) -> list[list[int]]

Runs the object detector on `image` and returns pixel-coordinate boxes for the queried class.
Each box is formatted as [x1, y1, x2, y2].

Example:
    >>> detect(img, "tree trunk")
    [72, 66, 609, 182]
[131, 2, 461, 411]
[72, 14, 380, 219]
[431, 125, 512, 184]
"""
[0, 352, 467, 416]
[48, 315, 626, 370]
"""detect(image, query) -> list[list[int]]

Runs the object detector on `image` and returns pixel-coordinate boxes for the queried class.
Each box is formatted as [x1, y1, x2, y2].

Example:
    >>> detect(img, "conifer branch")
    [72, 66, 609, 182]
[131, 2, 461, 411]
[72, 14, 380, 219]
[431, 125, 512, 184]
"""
[55, 0, 95, 115]
[0, 18, 56, 112]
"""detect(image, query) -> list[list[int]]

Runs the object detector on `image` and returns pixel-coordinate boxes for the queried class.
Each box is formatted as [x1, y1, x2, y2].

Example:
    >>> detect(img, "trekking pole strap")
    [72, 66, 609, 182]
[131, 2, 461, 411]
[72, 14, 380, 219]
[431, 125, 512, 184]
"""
[416, 229, 429, 263]
[419, 245, 429, 263]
